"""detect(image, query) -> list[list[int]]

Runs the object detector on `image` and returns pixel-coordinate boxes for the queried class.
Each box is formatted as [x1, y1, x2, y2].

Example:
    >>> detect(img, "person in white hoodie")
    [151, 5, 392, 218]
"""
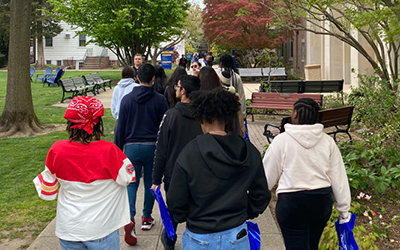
[111, 66, 139, 120]
[262, 98, 351, 250]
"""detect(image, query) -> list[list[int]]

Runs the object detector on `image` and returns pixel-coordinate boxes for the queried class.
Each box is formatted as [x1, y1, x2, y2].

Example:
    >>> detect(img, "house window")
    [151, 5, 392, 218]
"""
[301, 40, 305, 62]
[79, 34, 86, 47]
[290, 40, 294, 58]
[57, 60, 62, 66]
[46, 60, 51, 65]
[45, 37, 53, 47]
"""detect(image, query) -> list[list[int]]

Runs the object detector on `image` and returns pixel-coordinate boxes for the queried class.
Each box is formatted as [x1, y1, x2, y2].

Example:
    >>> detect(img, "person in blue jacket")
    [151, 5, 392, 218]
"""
[114, 63, 169, 246]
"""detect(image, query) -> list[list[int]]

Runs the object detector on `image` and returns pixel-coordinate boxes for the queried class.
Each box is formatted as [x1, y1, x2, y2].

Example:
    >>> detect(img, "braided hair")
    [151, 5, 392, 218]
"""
[293, 98, 320, 124]
[66, 118, 104, 144]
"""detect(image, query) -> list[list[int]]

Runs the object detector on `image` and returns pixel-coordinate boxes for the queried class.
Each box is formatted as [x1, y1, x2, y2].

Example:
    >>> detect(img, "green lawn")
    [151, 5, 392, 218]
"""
[0, 70, 121, 241]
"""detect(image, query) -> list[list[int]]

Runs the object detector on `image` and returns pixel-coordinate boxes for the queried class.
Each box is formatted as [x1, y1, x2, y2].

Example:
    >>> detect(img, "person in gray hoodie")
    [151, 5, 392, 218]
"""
[111, 66, 139, 120]
[167, 89, 270, 250]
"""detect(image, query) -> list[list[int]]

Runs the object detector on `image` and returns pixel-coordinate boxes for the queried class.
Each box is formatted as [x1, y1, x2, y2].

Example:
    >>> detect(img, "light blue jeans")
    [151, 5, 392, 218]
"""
[59, 230, 119, 250]
[182, 222, 250, 250]
[124, 143, 156, 219]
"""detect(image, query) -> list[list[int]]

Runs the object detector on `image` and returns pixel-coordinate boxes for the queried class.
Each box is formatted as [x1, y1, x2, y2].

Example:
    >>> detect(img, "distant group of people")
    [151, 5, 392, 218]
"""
[33, 53, 352, 250]
[179, 50, 214, 70]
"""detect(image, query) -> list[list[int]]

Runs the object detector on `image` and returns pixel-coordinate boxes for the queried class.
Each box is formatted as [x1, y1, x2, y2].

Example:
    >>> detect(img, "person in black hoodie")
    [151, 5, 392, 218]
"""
[152, 75, 202, 250]
[115, 63, 169, 246]
[152, 75, 202, 193]
[167, 89, 271, 250]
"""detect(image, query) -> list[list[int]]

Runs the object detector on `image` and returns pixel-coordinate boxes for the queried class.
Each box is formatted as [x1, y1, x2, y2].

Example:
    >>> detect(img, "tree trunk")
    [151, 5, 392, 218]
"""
[0, 0, 43, 137]
[149, 43, 158, 66]
[35, 19, 46, 69]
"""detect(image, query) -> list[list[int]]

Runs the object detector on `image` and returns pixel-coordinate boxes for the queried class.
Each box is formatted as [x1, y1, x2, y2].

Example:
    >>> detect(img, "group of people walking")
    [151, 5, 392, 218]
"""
[33, 53, 352, 250]
[179, 50, 214, 70]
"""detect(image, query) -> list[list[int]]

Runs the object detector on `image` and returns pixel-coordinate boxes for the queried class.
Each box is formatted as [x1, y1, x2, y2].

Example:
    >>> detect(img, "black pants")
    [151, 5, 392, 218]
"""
[186, 60, 191, 70]
[276, 187, 332, 250]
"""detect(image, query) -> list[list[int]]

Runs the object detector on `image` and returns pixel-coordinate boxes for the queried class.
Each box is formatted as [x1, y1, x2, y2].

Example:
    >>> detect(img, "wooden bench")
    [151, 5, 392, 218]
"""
[261, 79, 344, 102]
[262, 68, 287, 78]
[92, 72, 112, 91]
[83, 74, 101, 94]
[238, 68, 263, 78]
[263, 106, 355, 143]
[238, 67, 286, 79]
[246, 92, 323, 122]
[59, 78, 79, 103]
[72, 77, 97, 96]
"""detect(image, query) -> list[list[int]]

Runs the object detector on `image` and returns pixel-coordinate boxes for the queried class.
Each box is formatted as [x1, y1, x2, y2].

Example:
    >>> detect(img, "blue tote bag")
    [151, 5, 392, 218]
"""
[335, 213, 359, 250]
[246, 220, 261, 250]
[150, 186, 177, 241]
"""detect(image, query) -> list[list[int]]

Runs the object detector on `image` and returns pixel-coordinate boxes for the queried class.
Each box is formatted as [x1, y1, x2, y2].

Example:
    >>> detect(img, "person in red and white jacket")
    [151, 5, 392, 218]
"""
[33, 96, 136, 249]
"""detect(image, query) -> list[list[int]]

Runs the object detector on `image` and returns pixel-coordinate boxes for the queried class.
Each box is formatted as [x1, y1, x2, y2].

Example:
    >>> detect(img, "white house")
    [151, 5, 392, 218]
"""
[37, 21, 185, 69]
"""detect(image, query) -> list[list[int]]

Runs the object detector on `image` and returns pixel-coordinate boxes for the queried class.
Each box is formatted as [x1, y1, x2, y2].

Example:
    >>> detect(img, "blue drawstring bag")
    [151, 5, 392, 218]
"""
[335, 213, 359, 250]
[246, 220, 261, 250]
[244, 119, 250, 141]
[150, 187, 176, 242]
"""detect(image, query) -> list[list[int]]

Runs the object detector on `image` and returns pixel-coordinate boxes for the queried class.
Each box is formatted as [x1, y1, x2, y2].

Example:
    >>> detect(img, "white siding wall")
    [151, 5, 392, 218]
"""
[36, 21, 117, 65]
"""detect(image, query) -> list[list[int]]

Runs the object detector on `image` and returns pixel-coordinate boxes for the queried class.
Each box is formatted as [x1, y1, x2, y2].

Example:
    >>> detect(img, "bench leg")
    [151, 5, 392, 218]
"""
[332, 131, 353, 145]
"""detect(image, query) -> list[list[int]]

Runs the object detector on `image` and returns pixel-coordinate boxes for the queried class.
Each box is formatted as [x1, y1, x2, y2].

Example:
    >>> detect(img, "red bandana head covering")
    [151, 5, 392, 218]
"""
[64, 96, 104, 134]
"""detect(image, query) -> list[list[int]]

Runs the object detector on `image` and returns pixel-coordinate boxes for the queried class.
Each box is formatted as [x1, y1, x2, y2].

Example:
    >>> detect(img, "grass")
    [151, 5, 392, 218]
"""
[0, 70, 122, 242]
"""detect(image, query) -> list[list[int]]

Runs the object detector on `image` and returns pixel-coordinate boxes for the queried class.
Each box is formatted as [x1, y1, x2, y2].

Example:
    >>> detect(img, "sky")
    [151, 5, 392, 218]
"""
[191, 0, 205, 9]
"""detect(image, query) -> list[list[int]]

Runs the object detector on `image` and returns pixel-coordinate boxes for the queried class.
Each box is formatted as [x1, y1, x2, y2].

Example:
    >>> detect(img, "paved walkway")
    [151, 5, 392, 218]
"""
[30, 82, 285, 250]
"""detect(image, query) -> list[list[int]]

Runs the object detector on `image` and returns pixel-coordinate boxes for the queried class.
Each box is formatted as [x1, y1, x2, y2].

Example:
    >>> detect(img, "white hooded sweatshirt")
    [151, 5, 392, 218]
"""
[111, 78, 139, 119]
[263, 123, 351, 218]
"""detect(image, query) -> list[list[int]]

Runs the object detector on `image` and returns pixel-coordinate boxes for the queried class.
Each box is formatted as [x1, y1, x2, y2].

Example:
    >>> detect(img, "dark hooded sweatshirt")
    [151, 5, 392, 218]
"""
[153, 102, 203, 185]
[114, 85, 169, 150]
[167, 133, 271, 234]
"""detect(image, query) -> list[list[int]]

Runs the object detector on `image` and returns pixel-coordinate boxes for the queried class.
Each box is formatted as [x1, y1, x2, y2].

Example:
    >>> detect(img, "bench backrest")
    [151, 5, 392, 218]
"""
[264, 79, 344, 93]
[251, 92, 323, 108]
[93, 72, 103, 81]
[268, 80, 302, 93]
[71, 77, 86, 88]
[318, 106, 354, 127]
[303, 80, 343, 93]
[59, 78, 76, 91]
[238, 68, 263, 77]
[262, 67, 286, 77]
[83, 74, 96, 84]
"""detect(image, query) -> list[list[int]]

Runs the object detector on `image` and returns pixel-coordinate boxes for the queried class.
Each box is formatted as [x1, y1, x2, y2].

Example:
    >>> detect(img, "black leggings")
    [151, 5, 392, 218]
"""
[276, 187, 332, 250]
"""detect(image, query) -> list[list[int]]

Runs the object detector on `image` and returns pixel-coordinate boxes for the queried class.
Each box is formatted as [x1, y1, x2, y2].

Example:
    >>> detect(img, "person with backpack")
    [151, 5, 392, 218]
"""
[205, 51, 214, 66]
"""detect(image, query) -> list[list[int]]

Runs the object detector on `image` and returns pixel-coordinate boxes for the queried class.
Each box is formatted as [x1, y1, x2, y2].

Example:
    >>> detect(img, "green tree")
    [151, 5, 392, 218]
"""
[0, 0, 43, 136]
[186, 3, 203, 50]
[50, 0, 190, 66]
[0, 0, 61, 68]
[261, 0, 400, 88]
[148, 3, 202, 65]
[32, 0, 62, 69]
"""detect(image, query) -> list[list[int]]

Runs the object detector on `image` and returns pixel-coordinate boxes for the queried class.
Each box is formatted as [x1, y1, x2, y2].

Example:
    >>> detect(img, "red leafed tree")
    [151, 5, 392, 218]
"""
[202, 0, 284, 49]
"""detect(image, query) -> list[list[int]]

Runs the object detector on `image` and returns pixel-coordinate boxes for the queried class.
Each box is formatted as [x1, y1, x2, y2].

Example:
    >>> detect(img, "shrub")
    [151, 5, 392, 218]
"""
[348, 74, 400, 149]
